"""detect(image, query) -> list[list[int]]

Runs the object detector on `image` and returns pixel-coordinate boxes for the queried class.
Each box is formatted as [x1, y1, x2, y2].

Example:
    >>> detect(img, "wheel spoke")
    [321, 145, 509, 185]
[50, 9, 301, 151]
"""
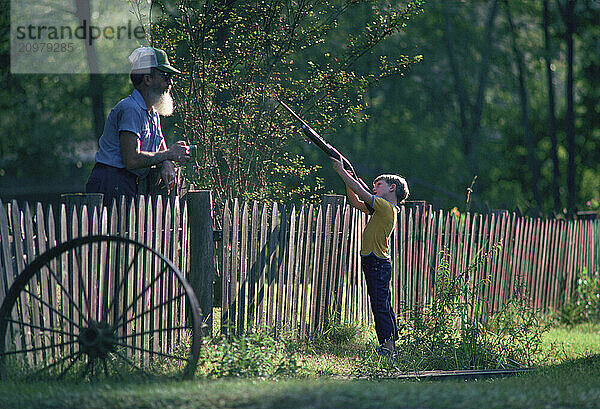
[26, 350, 81, 379]
[4, 318, 78, 338]
[103, 358, 110, 378]
[111, 349, 149, 377]
[82, 357, 94, 379]
[20, 287, 82, 331]
[1, 339, 77, 356]
[73, 246, 92, 322]
[117, 325, 190, 340]
[112, 341, 189, 362]
[104, 352, 127, 379]
[113, 262, 170, 325]
[44, 263, 89, 326]
[57, 352, 83, 380]
[104, 246, 143, 319]
[117, 291, 185, 329]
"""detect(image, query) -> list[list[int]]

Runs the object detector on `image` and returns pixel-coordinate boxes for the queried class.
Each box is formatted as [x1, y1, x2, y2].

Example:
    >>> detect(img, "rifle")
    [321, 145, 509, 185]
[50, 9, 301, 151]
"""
[275, 96, 372, 195]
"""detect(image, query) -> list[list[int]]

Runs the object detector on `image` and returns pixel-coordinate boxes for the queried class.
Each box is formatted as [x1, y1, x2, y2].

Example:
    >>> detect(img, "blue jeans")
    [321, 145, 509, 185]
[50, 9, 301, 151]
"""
[85, 162, 137, 207]
[361, 254, 398, 345]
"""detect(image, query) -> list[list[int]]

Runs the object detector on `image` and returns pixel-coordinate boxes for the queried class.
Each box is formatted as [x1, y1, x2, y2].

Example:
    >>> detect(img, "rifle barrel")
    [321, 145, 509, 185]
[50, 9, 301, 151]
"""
[276, 96, 372, 194]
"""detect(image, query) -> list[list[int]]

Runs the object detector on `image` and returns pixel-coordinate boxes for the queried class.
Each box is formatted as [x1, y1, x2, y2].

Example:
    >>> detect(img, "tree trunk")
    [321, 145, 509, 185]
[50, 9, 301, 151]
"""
[505, 0, 542, 212]
[558, 0, 577, 215]
[74, 0, 105, 138]
[543, 0, 561, 211]
[471, 0, 500, 156]
[441, 0, 499, 179]
[442, 3, 470, 157]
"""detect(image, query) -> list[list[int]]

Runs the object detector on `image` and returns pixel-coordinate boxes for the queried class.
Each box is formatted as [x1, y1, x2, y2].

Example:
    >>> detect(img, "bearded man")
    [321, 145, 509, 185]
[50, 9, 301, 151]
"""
[86, 47, 190, 206]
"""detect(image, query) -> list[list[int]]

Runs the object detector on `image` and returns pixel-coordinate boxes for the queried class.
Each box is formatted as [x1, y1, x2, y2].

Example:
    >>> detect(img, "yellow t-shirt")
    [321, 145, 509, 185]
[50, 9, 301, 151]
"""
[361, 196, 399, 259]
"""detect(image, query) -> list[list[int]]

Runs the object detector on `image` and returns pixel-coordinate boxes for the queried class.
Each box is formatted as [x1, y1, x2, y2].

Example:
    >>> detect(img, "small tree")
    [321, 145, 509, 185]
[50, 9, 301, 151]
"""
[149, 0, 423, 207]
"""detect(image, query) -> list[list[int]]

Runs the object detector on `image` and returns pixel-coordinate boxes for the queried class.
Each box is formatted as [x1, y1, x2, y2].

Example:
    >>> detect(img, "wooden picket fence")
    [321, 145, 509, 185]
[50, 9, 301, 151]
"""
[1, 193, 599, 340]
[0, 196, 190, 327]
[218, 199, 600, 336]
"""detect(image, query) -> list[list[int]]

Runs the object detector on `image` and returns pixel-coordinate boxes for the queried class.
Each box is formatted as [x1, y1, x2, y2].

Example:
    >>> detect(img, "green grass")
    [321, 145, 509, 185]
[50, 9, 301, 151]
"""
[2, 355, 600, 409]
[1, 324, 599, 409]
[542, 323, 600, 360]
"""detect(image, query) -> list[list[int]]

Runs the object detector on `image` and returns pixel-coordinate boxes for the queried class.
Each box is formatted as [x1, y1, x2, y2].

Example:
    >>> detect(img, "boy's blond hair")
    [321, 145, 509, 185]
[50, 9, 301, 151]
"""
[374, 174, 410, 204]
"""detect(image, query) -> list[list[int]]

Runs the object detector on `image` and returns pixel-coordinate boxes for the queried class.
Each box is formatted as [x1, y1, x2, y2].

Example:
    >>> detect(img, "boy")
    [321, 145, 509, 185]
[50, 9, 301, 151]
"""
[331, 157, 409, 354]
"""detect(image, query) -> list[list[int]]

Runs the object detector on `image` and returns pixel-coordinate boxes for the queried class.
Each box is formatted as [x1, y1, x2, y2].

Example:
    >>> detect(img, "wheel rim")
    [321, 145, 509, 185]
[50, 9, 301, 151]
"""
[0, 235, 202, 380]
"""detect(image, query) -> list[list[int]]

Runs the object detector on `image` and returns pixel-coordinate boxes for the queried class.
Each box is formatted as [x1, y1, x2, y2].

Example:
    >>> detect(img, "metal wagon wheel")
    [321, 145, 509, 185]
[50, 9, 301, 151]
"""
[0, 235, 202, 381]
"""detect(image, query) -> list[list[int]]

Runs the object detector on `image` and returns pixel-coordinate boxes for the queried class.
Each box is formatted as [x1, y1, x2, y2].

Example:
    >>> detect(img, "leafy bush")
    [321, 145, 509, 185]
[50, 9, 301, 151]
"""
[148, 0, 423, 207]
[196, 331, 297, 379]
[560, 268, 600, 325]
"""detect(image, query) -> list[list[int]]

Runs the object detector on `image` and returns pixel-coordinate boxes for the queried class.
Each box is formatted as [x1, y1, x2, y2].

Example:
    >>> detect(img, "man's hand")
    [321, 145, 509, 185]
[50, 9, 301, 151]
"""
[160, 160, 177, 193]
[121, 133, 191, 170]
[168, 141, 191, 162]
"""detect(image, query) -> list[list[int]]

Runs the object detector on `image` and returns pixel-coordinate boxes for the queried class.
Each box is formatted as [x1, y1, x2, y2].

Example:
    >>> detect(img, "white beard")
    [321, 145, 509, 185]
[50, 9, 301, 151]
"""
[149, 88, 174, 117]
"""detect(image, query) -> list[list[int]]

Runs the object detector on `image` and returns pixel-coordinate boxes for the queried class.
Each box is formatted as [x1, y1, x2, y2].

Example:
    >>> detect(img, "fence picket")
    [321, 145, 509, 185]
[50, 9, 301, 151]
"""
[553, 219, 565, 309]
[416, 207, 427, 308]
[237, 202, 249, 334]
[153, 197, 164, 353]
[310, 206, 323, 334]
[397, 206, 407, 318]
[248, 201, 260, 330]
[10, 201, 35, 361]
[336, 205, 351, 321]
[473, 214, 486, 321]
[34, 203, 51, 363]
[256, 203, 269, 328]
[0, 201, 13, 303]
[266, 203, 279, 330]
[406, 210, 414, 307]
[300, 205, 313, 337]
[530, 218, 543, 310]
[284, 205, 297, 332]
[539, 219, 552, 311]
[545, 219, 559, 312]
[229, 200, 240, 333]
[317, 205, 334, 332]
[496, 213, 514, 309]
[275, 205, 288, 334]
[291, 206, 305, 334]
[221, 204, 231, 333]
[23, 203, 46, 364]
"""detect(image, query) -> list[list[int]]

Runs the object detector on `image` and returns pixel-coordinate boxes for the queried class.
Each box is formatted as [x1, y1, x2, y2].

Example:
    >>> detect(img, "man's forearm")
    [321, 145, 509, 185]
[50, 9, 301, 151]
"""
[124, 150, 173, 170]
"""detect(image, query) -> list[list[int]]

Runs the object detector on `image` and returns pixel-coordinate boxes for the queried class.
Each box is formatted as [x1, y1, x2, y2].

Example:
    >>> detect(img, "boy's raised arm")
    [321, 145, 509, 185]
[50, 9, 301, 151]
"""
[331, 157, 373, 214]
[344, 184, 371, 214]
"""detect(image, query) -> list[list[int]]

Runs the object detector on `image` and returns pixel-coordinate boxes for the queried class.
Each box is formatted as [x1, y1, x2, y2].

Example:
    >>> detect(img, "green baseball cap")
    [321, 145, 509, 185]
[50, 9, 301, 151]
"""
[128, 47, 181, 74]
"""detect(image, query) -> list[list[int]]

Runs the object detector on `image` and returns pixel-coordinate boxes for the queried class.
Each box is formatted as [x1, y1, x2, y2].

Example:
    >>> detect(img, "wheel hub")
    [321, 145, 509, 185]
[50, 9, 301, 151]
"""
[78, 321, 116, 359]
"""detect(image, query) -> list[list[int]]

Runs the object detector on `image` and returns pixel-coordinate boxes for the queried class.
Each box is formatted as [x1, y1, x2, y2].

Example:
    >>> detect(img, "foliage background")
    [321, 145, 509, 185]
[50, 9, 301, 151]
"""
[0, 0, 598, 216]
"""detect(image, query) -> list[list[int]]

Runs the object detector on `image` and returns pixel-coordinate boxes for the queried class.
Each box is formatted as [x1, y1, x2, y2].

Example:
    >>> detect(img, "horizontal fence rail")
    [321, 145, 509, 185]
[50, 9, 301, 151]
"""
[1, 193, 599, 342]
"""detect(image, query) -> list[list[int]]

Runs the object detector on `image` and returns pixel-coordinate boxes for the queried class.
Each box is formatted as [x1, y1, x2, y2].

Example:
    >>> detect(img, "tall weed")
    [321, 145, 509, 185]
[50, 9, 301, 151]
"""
[353, 243, 551, 376]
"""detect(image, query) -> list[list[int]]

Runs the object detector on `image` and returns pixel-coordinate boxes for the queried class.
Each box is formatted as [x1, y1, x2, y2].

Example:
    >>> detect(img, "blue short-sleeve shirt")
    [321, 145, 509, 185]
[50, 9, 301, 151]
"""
[95, 89, 164, 169]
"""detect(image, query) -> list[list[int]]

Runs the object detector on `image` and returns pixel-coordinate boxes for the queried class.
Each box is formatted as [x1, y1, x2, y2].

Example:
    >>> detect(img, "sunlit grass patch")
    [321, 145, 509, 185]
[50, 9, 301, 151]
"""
[542, 322, 600, 362]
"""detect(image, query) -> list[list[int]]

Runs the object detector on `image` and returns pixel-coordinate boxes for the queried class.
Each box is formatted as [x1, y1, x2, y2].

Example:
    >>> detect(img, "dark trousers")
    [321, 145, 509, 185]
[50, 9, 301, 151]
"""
[361, 253, 398, 345]
[85, 163, 137, 207]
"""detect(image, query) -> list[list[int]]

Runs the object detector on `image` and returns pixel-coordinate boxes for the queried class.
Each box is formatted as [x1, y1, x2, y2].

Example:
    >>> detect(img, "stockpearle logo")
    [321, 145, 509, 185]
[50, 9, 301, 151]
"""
[11, 0, 151, 74]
